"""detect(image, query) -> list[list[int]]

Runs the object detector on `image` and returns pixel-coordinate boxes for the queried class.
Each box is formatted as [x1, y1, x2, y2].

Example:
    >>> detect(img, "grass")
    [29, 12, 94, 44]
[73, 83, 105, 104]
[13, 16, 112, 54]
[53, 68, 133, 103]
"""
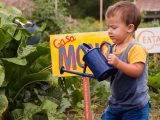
[91, 105, 160, 120]
[149, 91, 160, 120]
[150, 106, 160, 120]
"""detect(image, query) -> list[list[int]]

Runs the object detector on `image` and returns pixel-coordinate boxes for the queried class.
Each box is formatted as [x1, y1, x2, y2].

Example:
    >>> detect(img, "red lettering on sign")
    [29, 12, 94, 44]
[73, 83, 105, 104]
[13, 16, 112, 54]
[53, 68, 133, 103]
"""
[53, 35, 76, 49]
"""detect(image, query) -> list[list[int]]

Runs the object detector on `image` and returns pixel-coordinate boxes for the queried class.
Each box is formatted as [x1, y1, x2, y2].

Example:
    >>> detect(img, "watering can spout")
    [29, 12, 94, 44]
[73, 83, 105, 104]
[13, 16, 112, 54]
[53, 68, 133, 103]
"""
[60, 66, 95, 78]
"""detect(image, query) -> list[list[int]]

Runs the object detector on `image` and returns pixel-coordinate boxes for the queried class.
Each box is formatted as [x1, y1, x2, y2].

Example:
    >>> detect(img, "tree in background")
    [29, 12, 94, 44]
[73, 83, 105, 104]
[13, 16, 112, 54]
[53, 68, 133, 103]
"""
[32, 0, 70, 34]
[67, 0, 134, 19]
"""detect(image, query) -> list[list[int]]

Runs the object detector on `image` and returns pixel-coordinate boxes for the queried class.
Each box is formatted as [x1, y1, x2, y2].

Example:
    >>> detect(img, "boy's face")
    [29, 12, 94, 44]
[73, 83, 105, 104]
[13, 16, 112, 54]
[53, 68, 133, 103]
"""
[106, 13, 133, 44]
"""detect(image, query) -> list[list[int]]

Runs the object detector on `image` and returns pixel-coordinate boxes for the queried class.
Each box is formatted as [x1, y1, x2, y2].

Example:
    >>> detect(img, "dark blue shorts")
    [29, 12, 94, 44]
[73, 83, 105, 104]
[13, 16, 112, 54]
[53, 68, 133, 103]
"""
[101, 102, 150, 120]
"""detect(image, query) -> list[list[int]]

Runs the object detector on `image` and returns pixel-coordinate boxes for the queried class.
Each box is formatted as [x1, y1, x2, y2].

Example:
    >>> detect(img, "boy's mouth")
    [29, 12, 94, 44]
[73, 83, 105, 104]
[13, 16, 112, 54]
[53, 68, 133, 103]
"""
[109, 36, 114, 39]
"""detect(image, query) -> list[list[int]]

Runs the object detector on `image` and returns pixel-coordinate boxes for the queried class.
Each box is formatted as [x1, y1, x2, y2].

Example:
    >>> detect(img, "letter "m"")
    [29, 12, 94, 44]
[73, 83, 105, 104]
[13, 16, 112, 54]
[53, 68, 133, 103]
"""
[59, 45, 76, 70]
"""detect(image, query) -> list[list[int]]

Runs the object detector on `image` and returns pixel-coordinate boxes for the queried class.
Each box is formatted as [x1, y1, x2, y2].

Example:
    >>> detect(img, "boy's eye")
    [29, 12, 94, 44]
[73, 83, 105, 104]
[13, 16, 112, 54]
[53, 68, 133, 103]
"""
[107, 26, 118, 30]
[112, 26, 118, 29]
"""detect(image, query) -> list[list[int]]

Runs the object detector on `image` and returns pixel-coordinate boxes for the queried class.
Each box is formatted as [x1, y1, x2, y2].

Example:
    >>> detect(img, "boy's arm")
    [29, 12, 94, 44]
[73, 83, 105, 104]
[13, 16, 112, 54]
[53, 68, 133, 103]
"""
[108, 44, 147, 78]
[108, 54, 145, 77]
[113, 58, 144, 77]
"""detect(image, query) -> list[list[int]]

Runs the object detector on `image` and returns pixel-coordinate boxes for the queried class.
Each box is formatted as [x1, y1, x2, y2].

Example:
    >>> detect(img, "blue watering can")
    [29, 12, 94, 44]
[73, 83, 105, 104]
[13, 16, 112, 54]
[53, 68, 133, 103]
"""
[60, 42, 118, 81]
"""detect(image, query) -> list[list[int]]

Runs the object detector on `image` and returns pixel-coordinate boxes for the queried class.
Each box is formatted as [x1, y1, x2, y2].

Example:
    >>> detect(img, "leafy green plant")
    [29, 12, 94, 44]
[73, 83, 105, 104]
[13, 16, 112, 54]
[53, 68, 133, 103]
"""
[148, 54, 160, 76]
[139, 20, 160, 28]
[58, 77, 84, 116]
[148, 73, 160, 93]
[90, 79, 110, 112]
[0, 2, 67, 120]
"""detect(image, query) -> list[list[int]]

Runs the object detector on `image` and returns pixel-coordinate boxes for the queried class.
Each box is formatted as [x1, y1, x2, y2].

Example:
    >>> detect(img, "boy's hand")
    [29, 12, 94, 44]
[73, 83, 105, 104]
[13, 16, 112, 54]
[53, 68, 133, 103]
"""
[107, 54, 120, 68]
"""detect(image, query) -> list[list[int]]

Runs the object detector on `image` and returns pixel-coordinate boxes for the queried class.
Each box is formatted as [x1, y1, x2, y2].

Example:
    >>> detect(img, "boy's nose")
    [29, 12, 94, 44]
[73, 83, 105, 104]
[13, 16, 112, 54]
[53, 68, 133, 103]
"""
[108, 28, 112, 34]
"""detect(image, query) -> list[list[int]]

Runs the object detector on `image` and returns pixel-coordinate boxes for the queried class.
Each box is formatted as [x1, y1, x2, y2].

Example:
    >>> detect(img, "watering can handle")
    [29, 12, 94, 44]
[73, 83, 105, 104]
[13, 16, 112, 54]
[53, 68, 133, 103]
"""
[100, 42, 112, 54]
[80, 43, 92, 54]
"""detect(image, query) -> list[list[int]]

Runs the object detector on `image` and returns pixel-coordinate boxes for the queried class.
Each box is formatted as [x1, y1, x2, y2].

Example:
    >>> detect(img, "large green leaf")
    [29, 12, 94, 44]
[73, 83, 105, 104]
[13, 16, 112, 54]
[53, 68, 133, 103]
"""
[0, 94, 8, 119]
[29, 54, 51, 73]
[23, 103, 40, 118]
[18, 45, 37, 59]
[0, 10, 10, 25]
[14, 27, 31, 42]
[17, 28, 31, 39]
[10, 103, 40, 120]
[5, 6, 22, 19]
[41, 99, 58, 112]
[7, 7, 22, 18]
[10, 109, 24, 120]
[17, 30, 32, 58]
[11, 100, 66, 120]
[0, 60, 26, 88]
[2, 58, 27, 66]
[0, 65, 5, 87]
[25, 43, 50, 67]
[0, 29, 12, 50]
[59, 97, 71, 112]
[40, 100, 66, 120]
[0, 4, 21, 26]
[8, 71, 50, 99]
[1, 23, 17, 37]
[1, 57, 28, 87]
[14, 29, 22, 41]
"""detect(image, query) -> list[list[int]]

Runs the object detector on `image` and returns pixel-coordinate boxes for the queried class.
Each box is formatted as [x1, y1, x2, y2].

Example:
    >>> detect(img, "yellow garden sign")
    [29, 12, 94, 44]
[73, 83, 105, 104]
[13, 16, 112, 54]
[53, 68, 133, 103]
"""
[50, 31, 112, 77]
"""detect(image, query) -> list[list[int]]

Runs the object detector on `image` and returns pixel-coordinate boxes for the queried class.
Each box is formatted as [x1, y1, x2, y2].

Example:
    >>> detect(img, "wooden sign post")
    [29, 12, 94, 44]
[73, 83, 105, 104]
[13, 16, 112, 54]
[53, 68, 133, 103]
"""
[100, 0, 103, 31]
[83, 77, 92, 120]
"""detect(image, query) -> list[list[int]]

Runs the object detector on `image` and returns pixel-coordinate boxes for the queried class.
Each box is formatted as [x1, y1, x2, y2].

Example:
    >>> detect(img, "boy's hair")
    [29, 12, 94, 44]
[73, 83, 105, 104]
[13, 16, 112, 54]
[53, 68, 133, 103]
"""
[105, 1, 141, 31]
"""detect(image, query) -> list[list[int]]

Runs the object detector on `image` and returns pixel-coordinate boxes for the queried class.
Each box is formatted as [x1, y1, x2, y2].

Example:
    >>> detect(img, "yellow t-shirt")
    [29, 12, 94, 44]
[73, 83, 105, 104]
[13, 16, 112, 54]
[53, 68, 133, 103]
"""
[114, 44, 147, 64]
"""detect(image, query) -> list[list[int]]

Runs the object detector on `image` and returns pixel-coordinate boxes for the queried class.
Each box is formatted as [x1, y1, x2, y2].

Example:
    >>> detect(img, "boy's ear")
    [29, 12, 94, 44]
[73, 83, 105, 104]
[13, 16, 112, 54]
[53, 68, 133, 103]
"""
[127, 24, 135, 33]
